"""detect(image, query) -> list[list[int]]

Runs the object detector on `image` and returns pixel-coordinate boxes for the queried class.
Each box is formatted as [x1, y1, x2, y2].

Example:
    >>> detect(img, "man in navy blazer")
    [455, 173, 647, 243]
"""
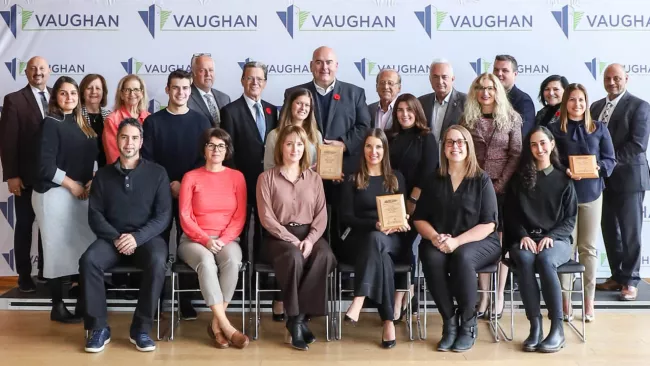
[188, 54, 231, 128]
[591, 64, 650, 301]
[493, 55, 535, 137]
[284, 46, 371, 174]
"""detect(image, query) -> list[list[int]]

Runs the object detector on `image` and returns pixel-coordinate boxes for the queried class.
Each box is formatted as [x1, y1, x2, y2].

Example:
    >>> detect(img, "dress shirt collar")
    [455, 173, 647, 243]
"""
[435, 90, 453, 105]
[30, 84, 49, 97]
[540, 165, 554, 176]
[379, 97, 397, 113]
[243, 93, 262, 109]
[606, 89, 626, 107]
[313, 79, 336, 96]
[196, 86, 211, 98]
[276, 166, 306, 183]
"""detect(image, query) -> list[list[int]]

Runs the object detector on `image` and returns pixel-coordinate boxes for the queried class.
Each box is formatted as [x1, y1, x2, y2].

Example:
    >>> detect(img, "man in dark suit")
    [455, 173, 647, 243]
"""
[188, 54, 231, 128]
[493, 55, 535, 137]
[368, 69, 401, 130]
[591, 63, 650, 301]
[418, 60, 467, 143]
[284, 46, 371, 174]
[0, 56, 51, 292]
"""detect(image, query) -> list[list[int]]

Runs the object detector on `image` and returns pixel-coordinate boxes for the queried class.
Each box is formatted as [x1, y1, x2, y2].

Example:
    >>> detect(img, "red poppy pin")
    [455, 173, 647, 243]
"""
[333, 93, 341, 101]
[554, 110, 561, 117]
[265, 107, 272, 115]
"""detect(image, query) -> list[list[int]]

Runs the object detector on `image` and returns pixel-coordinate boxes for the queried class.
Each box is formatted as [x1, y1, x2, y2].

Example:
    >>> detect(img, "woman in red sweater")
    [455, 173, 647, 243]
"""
[178, 128, 249, 349]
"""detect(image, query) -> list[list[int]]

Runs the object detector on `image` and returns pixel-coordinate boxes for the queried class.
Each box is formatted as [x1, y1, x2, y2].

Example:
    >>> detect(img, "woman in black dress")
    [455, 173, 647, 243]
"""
[413, 125, 501, 353]
[79, 74, 110, 168]
[340, 128, 410, 349]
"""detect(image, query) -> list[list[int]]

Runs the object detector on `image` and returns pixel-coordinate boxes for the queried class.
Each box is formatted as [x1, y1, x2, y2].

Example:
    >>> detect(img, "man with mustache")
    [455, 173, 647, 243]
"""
[369, 69, 401, 130]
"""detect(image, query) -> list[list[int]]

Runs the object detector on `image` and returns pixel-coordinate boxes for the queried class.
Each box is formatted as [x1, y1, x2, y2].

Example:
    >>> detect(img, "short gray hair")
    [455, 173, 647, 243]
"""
[430, 58, 454, 75]
[375, 68, 401, 85]
[241, 61, 268, 80]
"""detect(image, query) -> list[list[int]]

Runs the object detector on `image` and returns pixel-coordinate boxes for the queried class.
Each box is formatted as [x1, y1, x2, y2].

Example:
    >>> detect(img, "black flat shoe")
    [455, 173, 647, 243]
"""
[50, 302, 82, 324]
[381, 338, 396, 349]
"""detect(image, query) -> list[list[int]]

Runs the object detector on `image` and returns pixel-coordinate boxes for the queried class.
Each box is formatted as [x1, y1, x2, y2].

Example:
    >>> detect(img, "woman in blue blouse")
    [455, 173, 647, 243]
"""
[547, 83, 616, 322]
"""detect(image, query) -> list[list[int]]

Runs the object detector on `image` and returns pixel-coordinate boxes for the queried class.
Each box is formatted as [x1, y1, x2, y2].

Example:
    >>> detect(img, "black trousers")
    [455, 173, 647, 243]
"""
[263, 225, 336, 317]
[79, 236, 168, 333]
[419, 237, 501, 321]
[13, 187, 43, 281]
[601, 190, 644, 286]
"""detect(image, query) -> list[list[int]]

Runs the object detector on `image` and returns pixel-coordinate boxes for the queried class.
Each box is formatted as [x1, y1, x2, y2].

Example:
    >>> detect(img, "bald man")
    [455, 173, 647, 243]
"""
[0, 56, 51, 292]
[591, 63, 650, 301]
[369, 69, 401, 130]
[188, 54, 231, 127]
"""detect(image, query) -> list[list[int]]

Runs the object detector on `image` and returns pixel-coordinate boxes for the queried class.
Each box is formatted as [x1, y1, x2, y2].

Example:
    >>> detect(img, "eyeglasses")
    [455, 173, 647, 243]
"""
[475, 86, 496, 93]
[122, 88, 142, 94]
[444, 139, 467, 148]
[377, 81, 400, 87]
[244, 76, 266, 83]
[206, 143, 227, 152]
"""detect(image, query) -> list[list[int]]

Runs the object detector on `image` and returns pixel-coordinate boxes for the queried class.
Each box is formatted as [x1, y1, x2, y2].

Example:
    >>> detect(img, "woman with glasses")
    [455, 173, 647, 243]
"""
[413, 125, 501, 352]
[79, 74, 111, 168]
[461, 72, 522, 320]
[102, 75, 150, 164]
[535, 75, 569, 128]
[178, 128, 249, 349]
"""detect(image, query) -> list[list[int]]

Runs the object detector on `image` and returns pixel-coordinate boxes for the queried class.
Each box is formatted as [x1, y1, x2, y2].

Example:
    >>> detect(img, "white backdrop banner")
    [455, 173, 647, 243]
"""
[0, 0, 649, 277]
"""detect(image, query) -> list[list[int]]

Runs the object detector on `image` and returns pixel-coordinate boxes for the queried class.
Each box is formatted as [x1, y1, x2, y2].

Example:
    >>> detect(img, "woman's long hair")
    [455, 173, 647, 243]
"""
[277, 88, 320, 145]
[518, 126, 562, 190]
[354, 128, 399, 192]
[438, 125, 482, 178]
[461, 72, 521, 132]
[386, 93, 431, 138]
[538, 74, 569, 106]
[48, 76, 96, 138]
[559, 83, 595, 134]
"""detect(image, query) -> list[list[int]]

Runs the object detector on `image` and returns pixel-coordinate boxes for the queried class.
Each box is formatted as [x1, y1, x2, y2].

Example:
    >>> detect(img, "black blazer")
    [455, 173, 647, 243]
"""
[507, 84, 536, 138]
[418, 89, 467, 141]
[285, 80, 371, 173]
[590, 91, 650, 193]
[188, 85, 231, 127]
[0, 85, 52, 185]
[220, 96, 278, 198]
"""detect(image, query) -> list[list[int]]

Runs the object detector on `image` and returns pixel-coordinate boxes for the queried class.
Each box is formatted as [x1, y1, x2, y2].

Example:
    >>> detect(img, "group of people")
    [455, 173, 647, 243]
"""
[0, 46, 648, 355]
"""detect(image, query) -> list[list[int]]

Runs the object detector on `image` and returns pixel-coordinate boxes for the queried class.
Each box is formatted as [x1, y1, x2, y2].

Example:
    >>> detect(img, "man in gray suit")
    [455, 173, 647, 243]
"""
[418, 59, 467, 143]
[369, 69, 401, 130]
[188, 54, 231, 127]
[591, 64, 650, 301]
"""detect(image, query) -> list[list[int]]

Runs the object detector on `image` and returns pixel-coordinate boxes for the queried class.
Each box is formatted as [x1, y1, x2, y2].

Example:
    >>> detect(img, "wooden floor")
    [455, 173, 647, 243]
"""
[0, 310, 649, 365]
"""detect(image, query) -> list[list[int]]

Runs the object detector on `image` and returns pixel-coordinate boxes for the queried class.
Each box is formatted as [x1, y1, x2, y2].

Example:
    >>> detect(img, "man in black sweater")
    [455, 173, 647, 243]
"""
[80, 118, 172, 353]
[141, 69, 211, 319]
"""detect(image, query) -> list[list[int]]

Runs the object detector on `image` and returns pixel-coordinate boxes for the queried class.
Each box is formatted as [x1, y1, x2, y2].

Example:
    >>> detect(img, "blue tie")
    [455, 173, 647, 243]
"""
[254, 103, 266, 141]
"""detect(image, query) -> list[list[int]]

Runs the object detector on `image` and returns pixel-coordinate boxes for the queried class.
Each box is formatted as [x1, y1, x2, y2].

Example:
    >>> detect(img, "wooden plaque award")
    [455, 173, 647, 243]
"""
[376, 194, 408, 230]
[316, 144, 344, 180]
[569, 155, 599, 179]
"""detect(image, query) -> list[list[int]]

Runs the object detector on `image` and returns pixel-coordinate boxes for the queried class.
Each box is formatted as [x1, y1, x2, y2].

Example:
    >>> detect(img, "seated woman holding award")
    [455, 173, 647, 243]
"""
[339, 128, 410, 349]
[547, 83, 616, 322]
[504, 126, 577, 353]
[256, 125, 337, 351]
[412, 125, 501, 353]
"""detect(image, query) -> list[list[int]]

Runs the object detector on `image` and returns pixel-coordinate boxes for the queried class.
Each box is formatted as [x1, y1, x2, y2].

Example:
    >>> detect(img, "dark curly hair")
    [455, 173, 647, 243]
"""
[518, 126, 563, 190]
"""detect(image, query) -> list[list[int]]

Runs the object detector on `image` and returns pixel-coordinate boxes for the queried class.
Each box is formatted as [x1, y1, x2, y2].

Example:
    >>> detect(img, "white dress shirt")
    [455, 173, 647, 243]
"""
[313, 79, 336, 96]
[598, 90, 627, 122]
[243, 93, 262, 120]
[31, 85, 50, 118]
[432, 91, 452, 142]
[376, 98, 396, 130]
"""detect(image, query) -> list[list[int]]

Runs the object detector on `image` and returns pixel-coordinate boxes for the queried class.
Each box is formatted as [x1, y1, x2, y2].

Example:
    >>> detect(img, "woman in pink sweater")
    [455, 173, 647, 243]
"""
[178, 128, 249, 349]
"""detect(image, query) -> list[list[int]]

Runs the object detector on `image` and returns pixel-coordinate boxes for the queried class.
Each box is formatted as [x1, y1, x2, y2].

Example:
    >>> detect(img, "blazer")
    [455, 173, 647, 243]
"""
[0, 84, 52, 185]
[507, 84, 536, 138]
[418, 89, 467, 141]
[188, 84, 231, 127]
[368, 100, 393, 130]
[284, 80, 371, 173]
[590, 91, 650, 193]
[220, 96, 278, 199]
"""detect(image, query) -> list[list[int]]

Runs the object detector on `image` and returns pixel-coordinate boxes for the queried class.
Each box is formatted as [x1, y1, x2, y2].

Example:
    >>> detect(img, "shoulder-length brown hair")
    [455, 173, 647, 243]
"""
[273, 125, 312, 172]
[387, 93, 431, 138]
[559, 83, 595, 134]
[354, 128, 399, 192]
[48, 76, 96, 138]
[278, 88, 320, 145]
[79, 73, 108, 107]
[113, 74, 148, 112]
[438, 125, 482, 178]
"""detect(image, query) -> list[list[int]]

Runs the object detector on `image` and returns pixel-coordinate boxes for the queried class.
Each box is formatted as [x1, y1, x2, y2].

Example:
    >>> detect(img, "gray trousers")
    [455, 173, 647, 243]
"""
[177, 234, 242, 306]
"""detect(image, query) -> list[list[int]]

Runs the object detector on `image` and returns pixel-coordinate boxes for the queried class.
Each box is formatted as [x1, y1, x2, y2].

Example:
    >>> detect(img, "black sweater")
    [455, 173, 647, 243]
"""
[35, 114, 98, 193]
[88, 159, 172, 245]
[388, 127, 439, 194]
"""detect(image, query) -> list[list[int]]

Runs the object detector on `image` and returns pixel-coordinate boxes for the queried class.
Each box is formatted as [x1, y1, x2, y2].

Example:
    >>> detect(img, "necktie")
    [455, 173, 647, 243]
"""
[204, 93, 221, 127]
[38, 91, 48, 117]
[601, 102, 614, 123]
[254, 103, 266, 141]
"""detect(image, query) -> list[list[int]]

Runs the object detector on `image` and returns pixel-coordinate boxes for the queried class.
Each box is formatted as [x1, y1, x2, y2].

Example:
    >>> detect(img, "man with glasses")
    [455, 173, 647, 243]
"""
[141, 69, 212, 319]
[493, 54, 535, 137]
[418, 59, 467, 143]
[188, 53, 231, 127]
[369, 69, 401, 130]
[591, 63, 650, 301]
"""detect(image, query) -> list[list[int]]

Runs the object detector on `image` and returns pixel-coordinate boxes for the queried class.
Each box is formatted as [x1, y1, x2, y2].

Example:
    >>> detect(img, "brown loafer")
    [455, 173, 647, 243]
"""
[620, 286, 638, 301]
[595, 278, 622, 291]
[228, 330, 250, 349]
[207, 324, 230, 349]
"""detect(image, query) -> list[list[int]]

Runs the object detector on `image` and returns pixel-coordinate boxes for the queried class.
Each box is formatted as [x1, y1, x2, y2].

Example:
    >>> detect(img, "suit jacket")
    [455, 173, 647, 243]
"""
[418, 89, 467, 141]
[220, 96, 278, 199]
[188, 85, 231, 127]
[0, 85, 52, 185]
[284, 80, 371, 173]
[590, 91, 650, 193]
[368, 101, 393, 130]
[507, 84, 536, 138]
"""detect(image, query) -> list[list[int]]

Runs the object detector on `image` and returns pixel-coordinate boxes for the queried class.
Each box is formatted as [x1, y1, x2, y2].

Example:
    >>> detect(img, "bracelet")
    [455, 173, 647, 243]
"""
[407, 196, 418, 204]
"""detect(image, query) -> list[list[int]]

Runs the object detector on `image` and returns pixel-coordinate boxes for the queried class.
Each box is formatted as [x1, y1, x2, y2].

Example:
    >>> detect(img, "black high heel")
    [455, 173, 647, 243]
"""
[272, 300, 286, 322]
[285, 315, 309, 351]
[344, 314, 358, 326]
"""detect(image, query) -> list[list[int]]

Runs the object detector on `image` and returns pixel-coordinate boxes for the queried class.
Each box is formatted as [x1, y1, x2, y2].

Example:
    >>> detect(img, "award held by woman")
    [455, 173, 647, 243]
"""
[569, 155, 599, 179]
[376, 194, 408, 230]
[317, 144, 344, 180]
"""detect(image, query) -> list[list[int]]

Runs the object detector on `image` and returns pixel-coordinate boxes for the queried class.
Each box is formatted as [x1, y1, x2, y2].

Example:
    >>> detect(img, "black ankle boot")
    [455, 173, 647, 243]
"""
[50, 301, 82, 324]
[523, 316, 544, 352]
[451, 313, 477, 352]
[300, 322, 316, 345]
[537, 319, 565, 353]
[285, 314, 308, 350]
[437, 314, 458, 352]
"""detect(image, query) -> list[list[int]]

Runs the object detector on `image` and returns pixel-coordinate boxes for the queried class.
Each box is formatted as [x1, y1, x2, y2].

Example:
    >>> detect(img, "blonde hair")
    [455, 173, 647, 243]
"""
[462, 73, 522, 132]
[438, 125, 483, 179]
[274, 125, 312, 172]
[559, 83, 596, 134]
[113, 74, 149, 113]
